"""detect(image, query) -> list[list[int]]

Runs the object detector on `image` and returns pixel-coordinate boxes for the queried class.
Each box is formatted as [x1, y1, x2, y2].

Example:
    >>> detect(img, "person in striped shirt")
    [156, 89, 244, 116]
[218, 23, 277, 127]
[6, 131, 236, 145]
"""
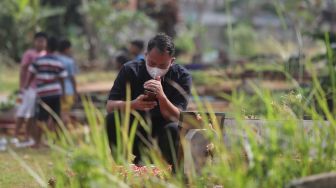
[25, 36, 68, 148]
[11, 32, 47, 148]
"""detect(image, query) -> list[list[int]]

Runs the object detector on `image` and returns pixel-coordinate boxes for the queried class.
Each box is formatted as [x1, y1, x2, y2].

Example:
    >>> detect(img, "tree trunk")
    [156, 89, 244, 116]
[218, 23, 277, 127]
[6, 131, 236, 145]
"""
[80, 0, 99, 62]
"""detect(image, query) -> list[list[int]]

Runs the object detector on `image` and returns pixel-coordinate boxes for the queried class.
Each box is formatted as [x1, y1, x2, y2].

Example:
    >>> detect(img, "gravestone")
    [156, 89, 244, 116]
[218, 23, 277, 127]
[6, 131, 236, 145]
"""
[181, 115, 330, 175]
[183, 129, 213, 175]
[288, 172, 336, 188]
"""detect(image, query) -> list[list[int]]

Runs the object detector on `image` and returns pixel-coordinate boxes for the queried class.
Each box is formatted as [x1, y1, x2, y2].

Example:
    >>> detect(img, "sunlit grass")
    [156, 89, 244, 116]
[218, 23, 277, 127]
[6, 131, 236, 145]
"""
[0, 65, 118, 95]
[76, 70, 118, 85]
[0, 65, 19, 94]
[6, 74, 335, 187]
[4, 41, 335, 186]
[1, 37, 335, 188]
[0, 148, 53, 188]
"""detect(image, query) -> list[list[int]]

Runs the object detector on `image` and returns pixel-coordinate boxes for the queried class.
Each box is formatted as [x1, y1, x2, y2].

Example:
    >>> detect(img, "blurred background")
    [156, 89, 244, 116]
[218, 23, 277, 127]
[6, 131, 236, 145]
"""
[0, 0, 335, 119]
[1, 1, 336, 187]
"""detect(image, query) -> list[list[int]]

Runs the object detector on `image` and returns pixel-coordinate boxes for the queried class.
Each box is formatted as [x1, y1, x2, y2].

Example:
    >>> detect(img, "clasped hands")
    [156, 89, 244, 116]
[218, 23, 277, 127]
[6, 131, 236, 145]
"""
[131, 76, 164, 111]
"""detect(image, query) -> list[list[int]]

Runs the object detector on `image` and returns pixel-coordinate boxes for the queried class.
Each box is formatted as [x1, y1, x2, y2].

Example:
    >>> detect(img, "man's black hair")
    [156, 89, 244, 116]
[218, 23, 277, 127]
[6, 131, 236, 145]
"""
[147, 33, 175, 56]
[130, 40, 144, 51]
[116, 54, 130, 66]
[58, 39, 72, 52]
[34, 32, 48, 39]
[47, 36, 59, 52]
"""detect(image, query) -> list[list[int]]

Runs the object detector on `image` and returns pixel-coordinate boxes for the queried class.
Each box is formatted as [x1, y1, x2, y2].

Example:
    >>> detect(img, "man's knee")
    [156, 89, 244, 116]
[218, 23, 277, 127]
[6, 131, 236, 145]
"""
[106, 113, 115, 125]
[165, 122, 179, 131]
[106, 113, 117, 144]
[163, 122, 180, 144]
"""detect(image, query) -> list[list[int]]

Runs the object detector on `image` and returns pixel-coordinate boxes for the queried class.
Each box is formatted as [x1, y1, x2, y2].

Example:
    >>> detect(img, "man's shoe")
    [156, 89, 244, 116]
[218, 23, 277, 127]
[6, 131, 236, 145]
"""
[0, 144, 6, 151]
[16, 139, 35, 148]
[10, 138, 19, 145]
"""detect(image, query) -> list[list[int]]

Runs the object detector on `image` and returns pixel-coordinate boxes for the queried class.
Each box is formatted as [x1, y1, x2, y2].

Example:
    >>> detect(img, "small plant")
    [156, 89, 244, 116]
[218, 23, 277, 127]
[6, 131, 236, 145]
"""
[0, 92, 16, 112]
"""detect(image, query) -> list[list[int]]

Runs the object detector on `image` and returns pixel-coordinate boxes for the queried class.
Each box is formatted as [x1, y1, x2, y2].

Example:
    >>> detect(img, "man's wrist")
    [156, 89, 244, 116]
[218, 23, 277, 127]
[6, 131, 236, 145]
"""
[130, 100, 136, 110]
[157, 93, 167, 102]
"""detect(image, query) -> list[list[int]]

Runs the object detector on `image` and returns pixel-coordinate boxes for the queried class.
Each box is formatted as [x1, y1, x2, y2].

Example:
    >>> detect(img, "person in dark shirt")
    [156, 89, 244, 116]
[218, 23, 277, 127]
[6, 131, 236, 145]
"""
[128, 40, 145, 61]
[106, 33, 192, 167]
[115, 53, 131, 70]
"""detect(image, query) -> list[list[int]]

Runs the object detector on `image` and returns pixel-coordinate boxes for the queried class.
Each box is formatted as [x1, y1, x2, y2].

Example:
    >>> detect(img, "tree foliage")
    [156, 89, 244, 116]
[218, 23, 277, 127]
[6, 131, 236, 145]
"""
[0, 0, 64, 62]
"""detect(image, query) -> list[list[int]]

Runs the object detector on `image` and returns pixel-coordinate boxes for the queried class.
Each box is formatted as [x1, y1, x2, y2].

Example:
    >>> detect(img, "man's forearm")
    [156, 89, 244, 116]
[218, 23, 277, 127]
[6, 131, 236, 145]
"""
[158, 95, 180, 121]
[24, 73, 35, 89]
[60, 78, 65, 96]
[71, 76, 77, 95]
[106, 100, 131, 113]
[19, 70, 26, 90]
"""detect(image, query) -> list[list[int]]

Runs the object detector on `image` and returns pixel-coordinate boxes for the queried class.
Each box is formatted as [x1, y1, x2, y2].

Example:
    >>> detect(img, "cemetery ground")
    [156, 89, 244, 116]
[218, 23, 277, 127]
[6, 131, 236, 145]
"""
[0, 62, 335, 187]
[0, 148, 51, 187]
[0, 66, 119, 187]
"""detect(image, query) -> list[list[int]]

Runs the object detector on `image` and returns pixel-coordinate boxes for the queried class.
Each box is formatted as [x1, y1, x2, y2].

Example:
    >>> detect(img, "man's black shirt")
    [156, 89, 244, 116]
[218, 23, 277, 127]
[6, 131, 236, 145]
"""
[108, 59, 192, 125]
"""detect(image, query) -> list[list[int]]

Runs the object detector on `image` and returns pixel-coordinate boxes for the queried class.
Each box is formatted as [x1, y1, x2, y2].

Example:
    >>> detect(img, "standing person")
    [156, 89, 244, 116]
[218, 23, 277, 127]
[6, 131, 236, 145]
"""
[106, 33, 192, 168]
[57, 39, 78, 126]
[128, 40, 145, 61]
[11, 32, 47, 147]
[115, 54, 131, 70]
[25, 36, 67, 148]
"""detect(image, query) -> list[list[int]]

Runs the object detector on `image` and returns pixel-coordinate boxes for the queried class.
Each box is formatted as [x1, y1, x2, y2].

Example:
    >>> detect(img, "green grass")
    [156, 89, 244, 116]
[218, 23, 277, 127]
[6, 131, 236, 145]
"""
[6, 82, 329, 187]
[0, 65, 19, 94]
[76, 70, 118, 85]
[0, 34, 335, 187]
[0, 64, 118, 95]
[0, 148, 53, 188]
[2, 86, 335, 187]
[191, 70, 224, 86]
[1, 59, 335, 187]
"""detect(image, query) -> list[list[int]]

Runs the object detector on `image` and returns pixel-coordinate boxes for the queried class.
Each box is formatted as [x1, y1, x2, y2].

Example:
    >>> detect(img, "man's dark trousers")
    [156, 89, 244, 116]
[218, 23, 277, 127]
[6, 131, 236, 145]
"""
[106, 113, 179, 166]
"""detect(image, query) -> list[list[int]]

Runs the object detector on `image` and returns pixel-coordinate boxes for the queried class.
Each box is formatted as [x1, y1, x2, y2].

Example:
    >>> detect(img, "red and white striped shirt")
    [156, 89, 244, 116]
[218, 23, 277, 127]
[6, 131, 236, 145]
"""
[29, 54, 68, 97]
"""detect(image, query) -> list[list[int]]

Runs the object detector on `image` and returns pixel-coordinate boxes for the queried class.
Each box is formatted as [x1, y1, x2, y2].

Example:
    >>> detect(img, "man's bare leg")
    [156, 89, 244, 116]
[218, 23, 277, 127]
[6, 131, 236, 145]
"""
[25, 117, 36, 143]
[48, 118, 61, 141]
[15, 117, 25, 140]
[61, 111, 71, 127]
[32, 121, 44, 148]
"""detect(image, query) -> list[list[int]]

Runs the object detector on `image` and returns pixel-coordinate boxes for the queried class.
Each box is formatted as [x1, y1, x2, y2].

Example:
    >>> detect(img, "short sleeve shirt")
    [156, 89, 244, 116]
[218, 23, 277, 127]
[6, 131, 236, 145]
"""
[57, 55, 78, 95]
[19, 49, 46, 90]
[29, 54, 68, 97]
[108, 59, 192, 123]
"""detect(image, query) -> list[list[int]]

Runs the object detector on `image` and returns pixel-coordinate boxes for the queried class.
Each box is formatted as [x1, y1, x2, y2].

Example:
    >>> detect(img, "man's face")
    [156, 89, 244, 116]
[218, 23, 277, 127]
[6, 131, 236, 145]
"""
[64, 48, 72, 56]
[34, 37, 47, 51]
[145, 47, 174, 69]
[128, 44, 140, 56]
